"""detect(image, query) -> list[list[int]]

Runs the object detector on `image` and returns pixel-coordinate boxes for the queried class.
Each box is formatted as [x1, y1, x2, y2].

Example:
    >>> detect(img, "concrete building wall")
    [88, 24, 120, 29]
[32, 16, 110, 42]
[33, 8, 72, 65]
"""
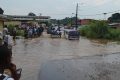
[0, 20, 4, 32]
[80, 19, 91, 25]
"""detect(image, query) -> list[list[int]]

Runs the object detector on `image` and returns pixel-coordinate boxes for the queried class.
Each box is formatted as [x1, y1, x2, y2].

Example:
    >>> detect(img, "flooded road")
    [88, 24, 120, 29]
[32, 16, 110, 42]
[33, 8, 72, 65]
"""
[12, 33, 120, 80]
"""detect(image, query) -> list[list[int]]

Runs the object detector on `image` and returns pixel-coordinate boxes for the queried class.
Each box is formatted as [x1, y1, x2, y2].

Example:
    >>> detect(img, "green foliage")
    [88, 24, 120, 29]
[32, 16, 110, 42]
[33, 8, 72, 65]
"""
[89, 21, 108, 38]
[7, 25, 15, 30]
[60, 17, 71, 25]
[16, 30, 24, 36]
[79, 25, 89, 36]
[50, 17, 77, 26]
[108, 29, 120, 40]
[7, 25, 24, 36]
[79, 21, 120, 40]
[50, 19, 58, 24]
[7, 25, 15, 35]
[80, 21, 108, 38]
[59, 17, 76, 26]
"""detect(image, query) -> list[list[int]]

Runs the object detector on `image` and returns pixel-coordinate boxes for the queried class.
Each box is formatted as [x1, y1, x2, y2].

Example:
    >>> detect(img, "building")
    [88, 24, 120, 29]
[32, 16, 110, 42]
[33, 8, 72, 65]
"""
[4, 15, 50, 26]
[0, 14, 8, 32]
[79, 19, 92, 25]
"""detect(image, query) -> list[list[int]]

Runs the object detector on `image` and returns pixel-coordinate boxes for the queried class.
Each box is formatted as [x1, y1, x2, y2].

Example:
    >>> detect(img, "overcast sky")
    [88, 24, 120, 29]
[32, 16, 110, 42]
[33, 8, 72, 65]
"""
[0, 0, 120, 19]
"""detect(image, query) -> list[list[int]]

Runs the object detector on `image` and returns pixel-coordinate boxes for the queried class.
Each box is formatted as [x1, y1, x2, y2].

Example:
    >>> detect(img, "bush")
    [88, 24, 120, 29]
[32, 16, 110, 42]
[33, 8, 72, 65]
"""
[79, 21, 120, 41]
[108, 29, 120, 40]
[7, 25, 24, 37]
[88, 21, 108, 38]
[79, 21, 108, 38]
[7, 25, 15, 35]
[16, 30, 24, 36]
[79, 25, 89, 36]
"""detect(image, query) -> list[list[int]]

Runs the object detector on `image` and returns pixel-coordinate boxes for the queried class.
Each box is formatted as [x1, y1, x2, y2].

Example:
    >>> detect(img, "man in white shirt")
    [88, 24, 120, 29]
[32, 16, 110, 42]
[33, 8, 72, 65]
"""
[3, 26, 8, 38]
[4, 32, 13, 45]
[3, 32, 13, 56]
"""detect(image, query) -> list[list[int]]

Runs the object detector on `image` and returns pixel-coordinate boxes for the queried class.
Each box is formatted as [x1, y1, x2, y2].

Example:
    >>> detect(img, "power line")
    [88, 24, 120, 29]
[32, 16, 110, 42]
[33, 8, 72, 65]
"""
[43, 10, 120, 17]
[45, 13, 72, 15]
[78, 10, 120, 17]
[79, 14, 102, 16]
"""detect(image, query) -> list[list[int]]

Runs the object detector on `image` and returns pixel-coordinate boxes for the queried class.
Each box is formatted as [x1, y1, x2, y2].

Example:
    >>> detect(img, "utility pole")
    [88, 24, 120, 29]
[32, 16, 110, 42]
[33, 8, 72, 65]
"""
[57, 20, 60, 29]
[71, 17, 72, 27]
[71, 13, 74, 27]
[75, 3, 78, 30]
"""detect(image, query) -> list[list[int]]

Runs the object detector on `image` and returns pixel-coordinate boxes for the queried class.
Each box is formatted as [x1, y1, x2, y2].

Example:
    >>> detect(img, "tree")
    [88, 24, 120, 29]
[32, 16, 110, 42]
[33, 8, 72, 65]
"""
[0, 8, 4, 14]
[59, 17, 77, 26]
[108, 13, 120, 22]
[50, 19, 58, 24]
[28, 12, 36, 16]
[50, 17, 78, 26]
[59, 17, 71, 25]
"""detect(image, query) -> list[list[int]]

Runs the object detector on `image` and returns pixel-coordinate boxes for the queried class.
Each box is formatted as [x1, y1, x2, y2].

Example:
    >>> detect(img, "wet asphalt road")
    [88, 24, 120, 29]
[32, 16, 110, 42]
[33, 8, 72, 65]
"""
[39, 53, 120, 80]
[12, 33, 120, 80]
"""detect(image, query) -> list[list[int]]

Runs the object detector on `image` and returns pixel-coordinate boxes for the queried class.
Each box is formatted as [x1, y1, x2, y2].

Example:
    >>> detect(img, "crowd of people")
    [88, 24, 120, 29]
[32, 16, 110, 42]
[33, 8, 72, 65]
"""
[21, 24, 44, 39]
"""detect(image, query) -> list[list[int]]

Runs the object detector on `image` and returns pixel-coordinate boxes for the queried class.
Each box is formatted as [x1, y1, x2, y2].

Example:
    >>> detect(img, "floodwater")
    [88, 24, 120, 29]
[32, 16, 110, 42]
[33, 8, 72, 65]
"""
[12, 33, 120, 80]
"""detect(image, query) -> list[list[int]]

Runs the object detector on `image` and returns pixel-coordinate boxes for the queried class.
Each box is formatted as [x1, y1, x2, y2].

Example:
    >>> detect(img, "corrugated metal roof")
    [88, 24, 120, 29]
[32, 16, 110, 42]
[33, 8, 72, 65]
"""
[0, 14, 50, 21]
[6, 15, 50, 19]
[0, 14, 7, 19]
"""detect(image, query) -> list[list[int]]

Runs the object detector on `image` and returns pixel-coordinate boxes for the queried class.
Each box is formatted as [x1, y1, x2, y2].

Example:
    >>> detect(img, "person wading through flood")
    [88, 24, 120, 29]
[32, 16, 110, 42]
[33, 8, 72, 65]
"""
[0, 33, 18, 80]
[12, 27, 17, 40]
[39, 26, 44, 36]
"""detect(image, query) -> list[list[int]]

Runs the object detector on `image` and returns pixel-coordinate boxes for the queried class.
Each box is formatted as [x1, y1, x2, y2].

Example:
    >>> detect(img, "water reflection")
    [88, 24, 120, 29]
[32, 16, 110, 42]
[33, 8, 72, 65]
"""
[12, 36, 120, 80]
[13, 36, 120, 58]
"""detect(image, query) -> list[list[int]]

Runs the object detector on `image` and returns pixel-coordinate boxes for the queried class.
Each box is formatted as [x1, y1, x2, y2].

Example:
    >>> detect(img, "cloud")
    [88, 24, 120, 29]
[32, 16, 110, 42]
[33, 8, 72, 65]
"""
[113, 0, 120, 6]
[94, 0, 108, 5]
[82, 0, 112, 6]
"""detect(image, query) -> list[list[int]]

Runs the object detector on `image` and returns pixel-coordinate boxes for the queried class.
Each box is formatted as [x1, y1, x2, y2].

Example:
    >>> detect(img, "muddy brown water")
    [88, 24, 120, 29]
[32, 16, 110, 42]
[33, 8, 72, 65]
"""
[12, 34, 120, 80]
